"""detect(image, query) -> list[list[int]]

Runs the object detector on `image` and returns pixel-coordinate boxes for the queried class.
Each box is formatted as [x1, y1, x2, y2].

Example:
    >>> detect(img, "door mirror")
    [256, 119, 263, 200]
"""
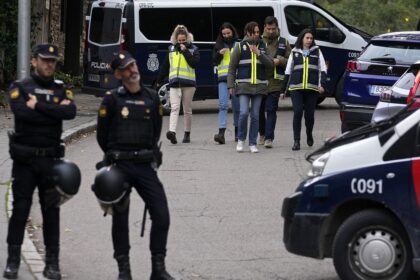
[329, 27, 344, 44]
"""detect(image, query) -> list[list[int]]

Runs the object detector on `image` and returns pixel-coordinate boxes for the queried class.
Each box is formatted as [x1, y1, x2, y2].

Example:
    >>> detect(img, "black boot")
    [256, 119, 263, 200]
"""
[182, 131, 190, 143]
[3, 245, 21, 279]
[307, 131, 314, 147]
[292, 140, 300, 151]
[116, 255, 132, 280]
[166, 131, 177, 144]
[150, 254, 175, 280]
[214, 128, 226, 144]
[43, 248, 61, 280]
[234, 127, 238, 142]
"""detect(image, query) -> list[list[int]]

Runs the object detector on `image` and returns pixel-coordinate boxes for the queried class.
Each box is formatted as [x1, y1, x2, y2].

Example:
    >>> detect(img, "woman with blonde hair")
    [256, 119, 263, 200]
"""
[157, 24, 200, 144]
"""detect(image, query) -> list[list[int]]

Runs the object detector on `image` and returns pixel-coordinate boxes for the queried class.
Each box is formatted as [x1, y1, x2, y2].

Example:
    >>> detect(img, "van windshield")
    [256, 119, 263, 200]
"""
[89, 7, 122, 45]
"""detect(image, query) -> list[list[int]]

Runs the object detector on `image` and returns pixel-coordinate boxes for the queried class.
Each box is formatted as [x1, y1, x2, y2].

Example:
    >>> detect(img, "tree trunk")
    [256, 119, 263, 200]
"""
[63, 0, 83, 75]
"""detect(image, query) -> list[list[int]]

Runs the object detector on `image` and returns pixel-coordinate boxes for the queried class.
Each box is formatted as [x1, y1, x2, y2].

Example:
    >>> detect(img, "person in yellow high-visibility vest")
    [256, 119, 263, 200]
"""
[213, 22, 240, 144]
[157, 25, 200, 144]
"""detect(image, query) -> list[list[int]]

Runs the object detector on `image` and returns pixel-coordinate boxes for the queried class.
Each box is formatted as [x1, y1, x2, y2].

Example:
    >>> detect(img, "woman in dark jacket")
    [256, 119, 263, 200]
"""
[213, 22, 240, 144]
[283, 28, 327, 151]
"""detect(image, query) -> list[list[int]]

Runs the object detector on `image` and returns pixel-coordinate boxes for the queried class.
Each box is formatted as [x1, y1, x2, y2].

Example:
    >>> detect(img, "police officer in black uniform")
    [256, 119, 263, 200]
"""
[3, 44, 77, 280]
[96, 51, 175, 280]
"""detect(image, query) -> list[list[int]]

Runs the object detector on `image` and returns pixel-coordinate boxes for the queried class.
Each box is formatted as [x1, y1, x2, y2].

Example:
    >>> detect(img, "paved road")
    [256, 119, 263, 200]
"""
[30, 98, 342, 280]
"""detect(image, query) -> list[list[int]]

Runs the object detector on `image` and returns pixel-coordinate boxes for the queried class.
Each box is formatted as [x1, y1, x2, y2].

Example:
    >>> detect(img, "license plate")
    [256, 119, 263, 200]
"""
[371, 85, 391, 96]
[88, 74, 100, 82]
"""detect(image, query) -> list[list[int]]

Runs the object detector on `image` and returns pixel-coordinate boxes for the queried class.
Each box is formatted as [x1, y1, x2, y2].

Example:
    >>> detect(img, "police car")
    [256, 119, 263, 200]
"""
[282, 105, 420, 280]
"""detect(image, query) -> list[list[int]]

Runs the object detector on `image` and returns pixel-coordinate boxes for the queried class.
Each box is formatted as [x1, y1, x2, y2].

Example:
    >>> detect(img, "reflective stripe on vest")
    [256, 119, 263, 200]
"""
[169, 49, 196, 85]
[217, 49, 232, 79]
[236, 42, 268, 85]
[288, 47, 320, 92]
[274, 37, 287, 80]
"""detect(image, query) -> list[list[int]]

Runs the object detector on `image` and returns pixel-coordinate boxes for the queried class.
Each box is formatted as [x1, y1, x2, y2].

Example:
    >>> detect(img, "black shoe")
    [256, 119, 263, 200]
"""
[234, 127, 238, 142]
[150, 254, 175, 280]
[292, 141, 300, 151]
[307, 134, 314, 147]
[116, 255, 132, 280]
[43, 248, 61, 280]
[3, 245, 21, 279]
[214, 128, 225, 144]
[182, 132, 190, 143]
[166, 131, 177, 144]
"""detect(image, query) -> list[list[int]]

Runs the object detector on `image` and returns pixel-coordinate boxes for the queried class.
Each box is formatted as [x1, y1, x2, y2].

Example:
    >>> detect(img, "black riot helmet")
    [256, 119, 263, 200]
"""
[44, 160, 81, 207]
[92, 165, 128, 205]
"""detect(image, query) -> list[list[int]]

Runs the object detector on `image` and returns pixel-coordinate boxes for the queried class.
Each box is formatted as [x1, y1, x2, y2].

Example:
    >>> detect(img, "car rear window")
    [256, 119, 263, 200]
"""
[359, 41, 420, 65]
[89, 7, 122, 45]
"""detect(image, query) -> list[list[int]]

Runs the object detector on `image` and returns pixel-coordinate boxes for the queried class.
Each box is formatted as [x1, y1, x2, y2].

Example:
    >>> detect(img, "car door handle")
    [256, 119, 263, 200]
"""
[386, 173, 395, 179]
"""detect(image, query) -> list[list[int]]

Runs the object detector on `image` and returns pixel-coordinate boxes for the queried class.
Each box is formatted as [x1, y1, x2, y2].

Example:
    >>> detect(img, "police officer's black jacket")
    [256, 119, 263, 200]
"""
[96, 83, 162, 153]
[8, 74, 77, 148]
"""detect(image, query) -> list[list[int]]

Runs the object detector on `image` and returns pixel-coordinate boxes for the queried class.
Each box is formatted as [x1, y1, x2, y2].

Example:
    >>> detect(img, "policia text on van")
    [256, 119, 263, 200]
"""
[83, 0, 370, 109]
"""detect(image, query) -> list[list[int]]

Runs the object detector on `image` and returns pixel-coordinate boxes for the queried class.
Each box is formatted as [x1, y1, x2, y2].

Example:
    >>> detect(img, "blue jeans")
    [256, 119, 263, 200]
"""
[238, 94, 262, 145]
[218, 82, 240, 129]
[265, 92, 280, 140]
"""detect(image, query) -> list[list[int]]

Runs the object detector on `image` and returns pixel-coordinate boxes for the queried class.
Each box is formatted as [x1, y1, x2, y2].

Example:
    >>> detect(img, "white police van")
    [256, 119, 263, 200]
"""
[83, 0, 370, 110]
[282, 105, 420, 280]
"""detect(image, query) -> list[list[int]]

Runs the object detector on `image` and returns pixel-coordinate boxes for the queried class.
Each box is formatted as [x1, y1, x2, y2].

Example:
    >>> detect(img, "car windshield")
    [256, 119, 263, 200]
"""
[306, 104, 415, 162]
[394, 69, 417, 90]
[359, 41, 420, 65]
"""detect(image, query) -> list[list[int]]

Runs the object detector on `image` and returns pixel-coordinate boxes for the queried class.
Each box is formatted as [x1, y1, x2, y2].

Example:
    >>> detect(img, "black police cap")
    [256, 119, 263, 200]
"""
[32, 43, 60, 60]
[111, 51, 136, 71]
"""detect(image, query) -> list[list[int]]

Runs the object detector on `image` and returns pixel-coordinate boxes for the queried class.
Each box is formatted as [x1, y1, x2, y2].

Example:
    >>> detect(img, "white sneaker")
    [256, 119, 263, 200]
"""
[236, 140, 244, 152]
[264, 139, 273, 148]
[249, 145, 259, 153]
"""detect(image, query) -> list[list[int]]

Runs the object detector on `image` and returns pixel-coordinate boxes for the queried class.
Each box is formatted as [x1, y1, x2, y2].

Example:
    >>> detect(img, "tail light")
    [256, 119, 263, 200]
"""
[346, 61, 360, 73]
[339, 110, 344, 121]
[407, 71, 420, 104]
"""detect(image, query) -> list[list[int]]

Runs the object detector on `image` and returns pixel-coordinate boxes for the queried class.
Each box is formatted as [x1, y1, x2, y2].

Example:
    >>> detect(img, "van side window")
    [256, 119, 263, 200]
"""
[383, 124, 417, 161]
[211, 7, 274, 39]
[139, 8, 212, 41]
[285, 6, 344, 44]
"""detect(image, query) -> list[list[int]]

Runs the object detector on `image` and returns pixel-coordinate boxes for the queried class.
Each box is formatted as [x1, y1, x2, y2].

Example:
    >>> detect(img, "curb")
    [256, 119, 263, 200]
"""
[5, 120, 97, 280]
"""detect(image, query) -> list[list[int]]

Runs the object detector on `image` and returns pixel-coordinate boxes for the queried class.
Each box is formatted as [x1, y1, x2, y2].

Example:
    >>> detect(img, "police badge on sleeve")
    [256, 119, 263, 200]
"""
[147, 53, 159, 72]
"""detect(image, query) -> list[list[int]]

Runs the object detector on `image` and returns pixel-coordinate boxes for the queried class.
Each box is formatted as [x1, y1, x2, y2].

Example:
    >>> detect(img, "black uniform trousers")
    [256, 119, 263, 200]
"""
[7, 158, 60, 250]
[290, 89, 318, 141]
[112, 160, 170, 258]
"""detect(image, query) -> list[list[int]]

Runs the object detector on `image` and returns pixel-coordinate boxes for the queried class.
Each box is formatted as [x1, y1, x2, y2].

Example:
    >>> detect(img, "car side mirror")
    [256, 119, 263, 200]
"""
[329, 27, 344, 44]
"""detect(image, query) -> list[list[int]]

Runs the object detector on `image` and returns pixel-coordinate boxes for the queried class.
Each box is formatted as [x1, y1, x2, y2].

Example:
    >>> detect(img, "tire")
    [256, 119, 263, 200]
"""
[335, 76, 345, 105]
[332, 209, 415, 280]
[157, 83, 171, 115]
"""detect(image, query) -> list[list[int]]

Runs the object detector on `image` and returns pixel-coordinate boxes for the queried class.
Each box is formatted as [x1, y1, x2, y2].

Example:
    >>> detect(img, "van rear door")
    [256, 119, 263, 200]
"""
[83, 1, 126, 93]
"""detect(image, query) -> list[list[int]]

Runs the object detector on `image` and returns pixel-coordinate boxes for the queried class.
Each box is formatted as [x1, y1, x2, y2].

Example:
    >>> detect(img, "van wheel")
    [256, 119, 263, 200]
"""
[316, 96, 326, 105]
[157, 83, 171, 115]
[332, 209, 415, 280]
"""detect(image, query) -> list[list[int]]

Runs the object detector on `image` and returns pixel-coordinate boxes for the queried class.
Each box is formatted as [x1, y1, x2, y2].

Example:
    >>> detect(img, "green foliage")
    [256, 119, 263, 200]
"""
[318, 0, 420, 35]
[55, 71, 83, 88]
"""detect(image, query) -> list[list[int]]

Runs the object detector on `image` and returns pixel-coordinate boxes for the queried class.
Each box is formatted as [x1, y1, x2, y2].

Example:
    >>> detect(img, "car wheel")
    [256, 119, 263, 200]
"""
[332, 209, 415, 280]
[157, 83, 171, 115]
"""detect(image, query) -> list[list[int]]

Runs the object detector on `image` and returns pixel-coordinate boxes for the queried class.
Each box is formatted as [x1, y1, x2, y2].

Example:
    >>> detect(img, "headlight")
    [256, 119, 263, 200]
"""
[307, 152, 330, 178]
